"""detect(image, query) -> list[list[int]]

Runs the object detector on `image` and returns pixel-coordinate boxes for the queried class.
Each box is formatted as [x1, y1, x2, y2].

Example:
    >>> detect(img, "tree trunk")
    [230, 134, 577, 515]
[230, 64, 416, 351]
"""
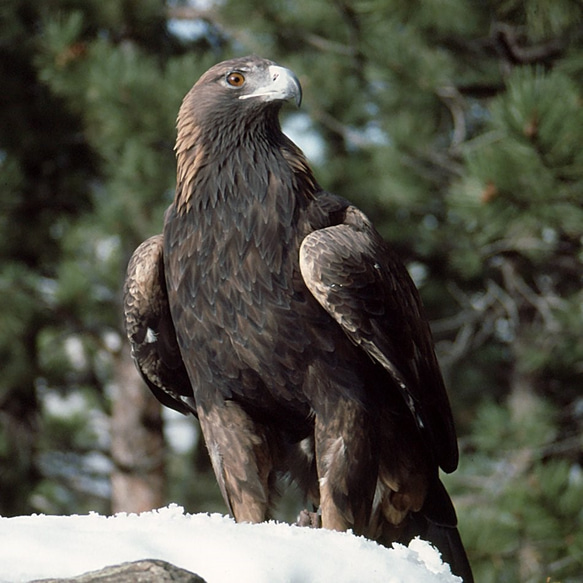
[110, 344, 166, 513]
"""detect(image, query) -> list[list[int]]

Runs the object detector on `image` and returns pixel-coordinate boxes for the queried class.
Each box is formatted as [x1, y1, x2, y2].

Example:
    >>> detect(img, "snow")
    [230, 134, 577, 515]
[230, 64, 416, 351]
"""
[0, 504, 461, 582]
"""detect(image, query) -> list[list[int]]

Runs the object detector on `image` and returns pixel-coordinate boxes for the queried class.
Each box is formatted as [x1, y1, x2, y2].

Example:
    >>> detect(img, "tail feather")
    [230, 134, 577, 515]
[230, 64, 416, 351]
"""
[403, 515, 474, 583]
[380, 479, 474, 582]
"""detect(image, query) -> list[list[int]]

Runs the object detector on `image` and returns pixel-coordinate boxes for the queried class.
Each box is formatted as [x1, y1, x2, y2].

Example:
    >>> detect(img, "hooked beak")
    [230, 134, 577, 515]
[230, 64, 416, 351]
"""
[240, 65, 302, 107]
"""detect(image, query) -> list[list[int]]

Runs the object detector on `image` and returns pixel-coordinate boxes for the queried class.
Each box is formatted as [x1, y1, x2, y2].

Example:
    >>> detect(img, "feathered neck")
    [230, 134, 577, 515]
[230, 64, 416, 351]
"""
[173, 98, 319, 216]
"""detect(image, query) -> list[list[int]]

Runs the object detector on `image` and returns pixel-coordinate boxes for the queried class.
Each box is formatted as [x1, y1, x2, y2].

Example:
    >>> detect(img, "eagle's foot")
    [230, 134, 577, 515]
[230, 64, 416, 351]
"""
[297, 508, 321, 528]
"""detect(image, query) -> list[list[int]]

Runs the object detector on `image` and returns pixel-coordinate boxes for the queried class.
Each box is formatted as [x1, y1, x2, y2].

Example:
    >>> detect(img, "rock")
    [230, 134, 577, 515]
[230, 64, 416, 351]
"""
[30, 559, 207, 583]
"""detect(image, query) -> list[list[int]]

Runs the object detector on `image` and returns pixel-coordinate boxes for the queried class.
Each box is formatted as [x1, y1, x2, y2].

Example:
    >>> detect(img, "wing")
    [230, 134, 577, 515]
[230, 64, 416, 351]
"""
[123, 234, 196, 416]
[300, 205, 457, 472]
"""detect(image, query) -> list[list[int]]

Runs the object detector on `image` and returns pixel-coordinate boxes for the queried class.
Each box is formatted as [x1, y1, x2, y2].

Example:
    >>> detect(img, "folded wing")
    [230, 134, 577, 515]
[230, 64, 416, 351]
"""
[300, 205, 457, 473]
[123, 234, 196, 416]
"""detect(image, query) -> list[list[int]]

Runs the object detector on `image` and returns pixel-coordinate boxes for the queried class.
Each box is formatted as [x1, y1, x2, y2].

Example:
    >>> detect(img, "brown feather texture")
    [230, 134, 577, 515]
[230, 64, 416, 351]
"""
[123, 234, 196, 415]
[123, 56, 473, 582]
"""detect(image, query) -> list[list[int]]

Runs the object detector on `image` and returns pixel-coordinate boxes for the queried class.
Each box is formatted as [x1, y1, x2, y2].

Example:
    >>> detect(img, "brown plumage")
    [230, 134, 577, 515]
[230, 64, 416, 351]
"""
[123, 234, 195, 415]
[123, 56, 473, 581]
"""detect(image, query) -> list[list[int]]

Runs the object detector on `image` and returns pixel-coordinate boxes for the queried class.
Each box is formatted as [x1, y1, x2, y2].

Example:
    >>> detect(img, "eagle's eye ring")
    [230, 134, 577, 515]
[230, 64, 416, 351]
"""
[226, 72, 246, 87]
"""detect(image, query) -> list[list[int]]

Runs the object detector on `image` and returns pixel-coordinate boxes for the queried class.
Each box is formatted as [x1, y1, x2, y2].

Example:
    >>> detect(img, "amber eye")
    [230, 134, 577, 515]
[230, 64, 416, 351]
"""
[226, 72, 246, 87]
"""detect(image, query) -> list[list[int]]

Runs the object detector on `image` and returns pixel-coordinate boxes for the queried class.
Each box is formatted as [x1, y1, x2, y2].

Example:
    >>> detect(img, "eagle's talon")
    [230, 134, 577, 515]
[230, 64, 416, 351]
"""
[297, 509, 321, 529]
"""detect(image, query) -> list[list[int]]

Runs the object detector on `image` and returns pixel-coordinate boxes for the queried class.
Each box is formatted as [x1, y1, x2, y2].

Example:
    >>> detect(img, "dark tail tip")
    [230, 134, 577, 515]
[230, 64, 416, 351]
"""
[421, 520, 474, 583]
[402, 478, 474, 582]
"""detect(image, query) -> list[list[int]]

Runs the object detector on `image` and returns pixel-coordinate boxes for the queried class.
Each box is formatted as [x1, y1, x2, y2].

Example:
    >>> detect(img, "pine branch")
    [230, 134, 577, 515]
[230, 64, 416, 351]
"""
[436, 86, 467, 149]
[494, 23, 573, 65]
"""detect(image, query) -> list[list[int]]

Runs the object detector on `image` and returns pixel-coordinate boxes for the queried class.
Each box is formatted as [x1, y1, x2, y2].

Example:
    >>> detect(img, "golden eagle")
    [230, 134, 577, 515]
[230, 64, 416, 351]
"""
[123, 56, 473, 581]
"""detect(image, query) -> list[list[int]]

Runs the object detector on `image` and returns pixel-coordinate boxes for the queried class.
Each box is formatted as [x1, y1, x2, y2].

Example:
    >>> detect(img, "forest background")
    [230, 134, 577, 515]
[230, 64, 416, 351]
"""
[1, 1, 582, 582]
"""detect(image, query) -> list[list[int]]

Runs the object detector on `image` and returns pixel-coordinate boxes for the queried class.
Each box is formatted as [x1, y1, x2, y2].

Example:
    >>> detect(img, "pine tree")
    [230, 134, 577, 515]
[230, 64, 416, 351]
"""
[0, 0, 222, 515]
[0, 0, 97, 514]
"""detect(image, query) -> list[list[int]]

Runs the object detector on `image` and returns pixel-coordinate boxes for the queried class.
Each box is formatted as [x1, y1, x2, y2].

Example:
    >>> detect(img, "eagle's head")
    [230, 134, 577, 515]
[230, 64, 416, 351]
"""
[177, 56, 301, 144]
[174, 56, 313, 213]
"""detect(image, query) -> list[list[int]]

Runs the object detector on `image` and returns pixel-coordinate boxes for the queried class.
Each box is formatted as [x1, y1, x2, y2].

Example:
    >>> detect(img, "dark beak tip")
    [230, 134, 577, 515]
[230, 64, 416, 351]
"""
[295, 90, 302, 108]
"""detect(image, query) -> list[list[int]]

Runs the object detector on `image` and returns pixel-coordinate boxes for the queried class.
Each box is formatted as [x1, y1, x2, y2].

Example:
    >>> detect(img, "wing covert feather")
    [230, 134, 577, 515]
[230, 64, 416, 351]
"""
[123, 234, 196, 415]
[300, 206, 458, 472]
